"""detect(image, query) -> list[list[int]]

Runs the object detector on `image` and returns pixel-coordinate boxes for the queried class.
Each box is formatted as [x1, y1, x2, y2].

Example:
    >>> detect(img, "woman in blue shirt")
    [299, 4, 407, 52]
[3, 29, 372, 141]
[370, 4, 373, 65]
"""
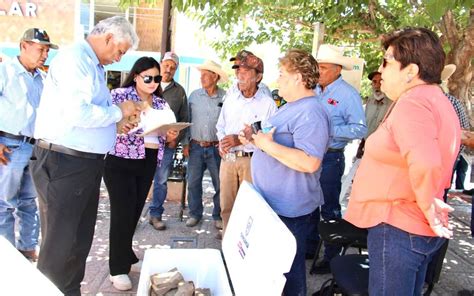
[240, 49, 330, 296]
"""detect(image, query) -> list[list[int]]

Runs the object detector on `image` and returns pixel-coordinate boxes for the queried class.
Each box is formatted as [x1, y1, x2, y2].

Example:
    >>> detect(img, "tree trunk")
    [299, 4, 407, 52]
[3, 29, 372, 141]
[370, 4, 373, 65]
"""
[440, 8, 474, 117]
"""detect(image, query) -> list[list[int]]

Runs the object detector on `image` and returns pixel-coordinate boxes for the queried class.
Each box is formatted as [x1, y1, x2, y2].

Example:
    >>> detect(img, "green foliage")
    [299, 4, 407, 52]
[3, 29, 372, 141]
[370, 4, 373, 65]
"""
[163, 0, 473, 72]
[119, 0, 472, 80]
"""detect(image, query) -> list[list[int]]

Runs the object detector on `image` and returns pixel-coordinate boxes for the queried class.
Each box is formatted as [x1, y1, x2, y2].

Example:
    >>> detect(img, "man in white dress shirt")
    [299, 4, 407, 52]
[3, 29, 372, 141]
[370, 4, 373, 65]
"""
[216, 53, 277, 235]
[30, 16, 140, 296]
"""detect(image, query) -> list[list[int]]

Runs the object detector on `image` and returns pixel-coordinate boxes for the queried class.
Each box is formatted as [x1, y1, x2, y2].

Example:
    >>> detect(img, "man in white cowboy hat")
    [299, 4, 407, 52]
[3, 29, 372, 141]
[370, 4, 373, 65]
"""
[181, 60, 228, 229]
[306, 44, 367, 274]
[149, 51, 189, 231]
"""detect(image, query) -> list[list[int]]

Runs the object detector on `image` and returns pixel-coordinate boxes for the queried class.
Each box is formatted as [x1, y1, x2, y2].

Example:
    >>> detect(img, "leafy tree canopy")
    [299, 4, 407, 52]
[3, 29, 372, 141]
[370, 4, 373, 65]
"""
[121, 0, 473, 102]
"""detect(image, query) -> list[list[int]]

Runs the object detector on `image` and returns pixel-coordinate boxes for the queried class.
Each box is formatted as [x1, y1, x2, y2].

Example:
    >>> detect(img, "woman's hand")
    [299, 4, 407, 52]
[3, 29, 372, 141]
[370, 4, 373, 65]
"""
[166, 129, 179, 143]
[424, 198, 454, 239]
[252, 127, 276, 151]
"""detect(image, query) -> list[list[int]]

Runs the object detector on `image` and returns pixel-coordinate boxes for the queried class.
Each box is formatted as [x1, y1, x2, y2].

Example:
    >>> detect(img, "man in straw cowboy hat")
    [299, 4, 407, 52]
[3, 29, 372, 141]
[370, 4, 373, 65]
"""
[306, 44, 367, 274]
[182, 60, 228, 229]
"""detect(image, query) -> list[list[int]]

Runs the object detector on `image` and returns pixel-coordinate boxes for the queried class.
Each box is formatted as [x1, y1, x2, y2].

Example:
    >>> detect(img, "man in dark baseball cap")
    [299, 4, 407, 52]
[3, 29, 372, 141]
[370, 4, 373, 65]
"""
[231, 53, 264, 74]
[21, 28, 58, 49]
[229, 49, 254, 62]
[0, 27, 58, 264]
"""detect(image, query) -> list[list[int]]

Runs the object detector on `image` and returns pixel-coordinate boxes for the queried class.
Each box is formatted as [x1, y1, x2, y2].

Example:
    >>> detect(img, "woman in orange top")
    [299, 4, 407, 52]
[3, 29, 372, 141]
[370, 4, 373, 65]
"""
[344, 28, 460, 295]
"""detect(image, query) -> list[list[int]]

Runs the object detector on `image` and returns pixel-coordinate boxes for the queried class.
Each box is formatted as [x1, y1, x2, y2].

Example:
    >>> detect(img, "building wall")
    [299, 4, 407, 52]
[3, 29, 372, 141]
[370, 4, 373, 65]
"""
[0, 0, 76, 46]
[135, 1, 163, 52]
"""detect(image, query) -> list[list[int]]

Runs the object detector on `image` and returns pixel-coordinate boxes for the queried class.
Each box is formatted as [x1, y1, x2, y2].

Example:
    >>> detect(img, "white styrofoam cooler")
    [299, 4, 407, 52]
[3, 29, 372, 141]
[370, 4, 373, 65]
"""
[137, 181, 297, 296]
[0, 237, 62, 295]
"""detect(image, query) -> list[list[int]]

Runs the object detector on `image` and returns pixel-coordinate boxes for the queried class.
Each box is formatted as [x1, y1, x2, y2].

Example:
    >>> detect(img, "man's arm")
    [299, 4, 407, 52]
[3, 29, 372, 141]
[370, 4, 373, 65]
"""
[51, 52, 130, 128]
[333, 91, 367, 140]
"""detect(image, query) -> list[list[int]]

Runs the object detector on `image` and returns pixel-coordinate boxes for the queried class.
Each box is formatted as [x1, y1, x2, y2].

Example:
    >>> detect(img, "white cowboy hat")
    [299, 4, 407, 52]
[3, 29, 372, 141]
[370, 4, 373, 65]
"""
[441, 64, 456, 82]
[316, 44, 354, 70]
[196, 60, 229, 83]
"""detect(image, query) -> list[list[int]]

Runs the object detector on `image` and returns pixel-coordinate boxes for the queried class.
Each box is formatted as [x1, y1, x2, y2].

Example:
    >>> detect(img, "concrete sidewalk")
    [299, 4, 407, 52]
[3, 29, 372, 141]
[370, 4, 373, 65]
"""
[79, 173, 474, 295]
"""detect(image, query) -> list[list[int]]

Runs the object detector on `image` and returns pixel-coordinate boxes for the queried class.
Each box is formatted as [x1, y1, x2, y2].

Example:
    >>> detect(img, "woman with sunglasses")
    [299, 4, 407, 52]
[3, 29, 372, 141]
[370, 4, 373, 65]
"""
[344, 28, 460, 295]
[104, 57, 178, 291]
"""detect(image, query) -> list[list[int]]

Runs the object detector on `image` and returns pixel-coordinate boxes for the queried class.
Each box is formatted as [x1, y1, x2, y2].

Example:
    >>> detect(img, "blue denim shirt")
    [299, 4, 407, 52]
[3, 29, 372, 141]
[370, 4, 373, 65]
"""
[0, 57, 45, 137]
[184, 87, 226, 144]
[314, 76, 367, 149]
[34, 40, 122, 154]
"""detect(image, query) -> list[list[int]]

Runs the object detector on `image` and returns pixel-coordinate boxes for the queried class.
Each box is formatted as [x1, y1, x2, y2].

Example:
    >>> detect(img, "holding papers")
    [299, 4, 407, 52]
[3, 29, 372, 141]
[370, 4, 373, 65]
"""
[130, 107, 191, 137]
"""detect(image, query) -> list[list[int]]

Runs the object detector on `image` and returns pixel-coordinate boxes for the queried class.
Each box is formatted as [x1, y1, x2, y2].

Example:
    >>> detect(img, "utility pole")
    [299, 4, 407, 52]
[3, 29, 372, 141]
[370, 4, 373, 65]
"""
[161, 0, 172, 58]
[312, 22, 325, 57]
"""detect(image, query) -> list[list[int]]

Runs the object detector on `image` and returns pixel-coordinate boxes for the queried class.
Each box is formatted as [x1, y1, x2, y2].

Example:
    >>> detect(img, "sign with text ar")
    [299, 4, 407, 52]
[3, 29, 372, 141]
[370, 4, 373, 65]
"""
[0, 1, 37, 17]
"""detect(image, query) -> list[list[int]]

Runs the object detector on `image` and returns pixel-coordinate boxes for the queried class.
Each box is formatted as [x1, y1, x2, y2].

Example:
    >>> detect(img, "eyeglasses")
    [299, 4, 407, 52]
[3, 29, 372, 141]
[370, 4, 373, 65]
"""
[139, 74, 162, 84]
[382, 54, 395, 68]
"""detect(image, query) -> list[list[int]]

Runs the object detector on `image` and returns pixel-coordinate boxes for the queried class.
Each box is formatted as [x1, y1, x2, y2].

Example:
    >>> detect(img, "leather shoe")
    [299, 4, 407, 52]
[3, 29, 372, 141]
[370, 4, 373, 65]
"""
[214, 220, 223, 230]
[305, 252, 315, 260]
[311, 259, 331, 274]
[19, 249, 38, 262]
[149, 217, 166, 230]
[186, 217, 200, 227]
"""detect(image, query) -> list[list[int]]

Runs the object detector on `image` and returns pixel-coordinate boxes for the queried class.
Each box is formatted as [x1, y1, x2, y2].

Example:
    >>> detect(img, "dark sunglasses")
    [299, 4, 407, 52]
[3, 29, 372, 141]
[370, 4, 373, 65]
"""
[382, 54, 395, 68]
[140, 74, 162, 84]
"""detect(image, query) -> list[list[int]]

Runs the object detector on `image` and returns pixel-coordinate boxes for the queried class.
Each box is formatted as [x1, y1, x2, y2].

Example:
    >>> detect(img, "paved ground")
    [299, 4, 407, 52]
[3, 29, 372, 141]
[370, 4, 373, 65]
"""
[80, 142, 474, 295]
[79, 177, 473, 296]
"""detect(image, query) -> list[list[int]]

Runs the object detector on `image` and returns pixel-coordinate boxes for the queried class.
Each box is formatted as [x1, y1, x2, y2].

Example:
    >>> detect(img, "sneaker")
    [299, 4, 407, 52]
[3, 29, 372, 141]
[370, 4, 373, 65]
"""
[110, 274, 132, 291]
[214, 220, 223, 230]
[130, 260, 142, 273]
[186, 217, 200, 227]
[149, 217, 166, 230]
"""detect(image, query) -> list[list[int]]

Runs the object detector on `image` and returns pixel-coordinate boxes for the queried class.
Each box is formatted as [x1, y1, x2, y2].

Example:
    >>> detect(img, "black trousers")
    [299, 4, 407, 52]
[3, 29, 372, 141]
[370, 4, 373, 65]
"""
[103, 148, 157, 275]
[30, 146, 104, 296]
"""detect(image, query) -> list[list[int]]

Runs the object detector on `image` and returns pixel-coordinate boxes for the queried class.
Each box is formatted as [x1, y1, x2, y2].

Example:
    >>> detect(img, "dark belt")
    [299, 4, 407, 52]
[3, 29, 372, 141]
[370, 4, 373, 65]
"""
[235, 150, 253, 157]
[327, 148, 344, 153]
[0, 131, 36, 145]
[191, 139, 219, 148]
[36, 140, 105, 160]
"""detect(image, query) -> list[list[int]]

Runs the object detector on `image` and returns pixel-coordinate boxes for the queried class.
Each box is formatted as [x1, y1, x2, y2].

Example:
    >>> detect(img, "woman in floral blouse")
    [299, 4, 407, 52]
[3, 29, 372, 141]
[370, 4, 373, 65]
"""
[104, 57, 178, 291]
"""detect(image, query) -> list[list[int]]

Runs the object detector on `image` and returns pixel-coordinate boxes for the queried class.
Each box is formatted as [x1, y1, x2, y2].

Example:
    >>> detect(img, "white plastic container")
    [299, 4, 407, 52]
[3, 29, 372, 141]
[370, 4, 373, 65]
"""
[0, 237, 62, 295]
[137, 181, 297, 296]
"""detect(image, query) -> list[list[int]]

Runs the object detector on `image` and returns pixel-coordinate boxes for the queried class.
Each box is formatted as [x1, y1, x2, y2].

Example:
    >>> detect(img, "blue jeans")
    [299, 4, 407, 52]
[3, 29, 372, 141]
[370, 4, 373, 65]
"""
[149, 146, 175, 218]
[0, 136, 39, 251]
[307, 151, 345, 259]
[368, 223, 445, 296]
[186, 142, 221, 220]
[279, 214, 311, 296]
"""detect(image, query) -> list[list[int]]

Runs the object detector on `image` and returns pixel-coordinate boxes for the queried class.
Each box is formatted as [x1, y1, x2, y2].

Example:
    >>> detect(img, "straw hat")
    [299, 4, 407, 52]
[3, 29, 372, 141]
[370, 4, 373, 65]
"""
[316, 44, 354, 70]
[441, 64, 456, 81]
[197, 60, 229, 83]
